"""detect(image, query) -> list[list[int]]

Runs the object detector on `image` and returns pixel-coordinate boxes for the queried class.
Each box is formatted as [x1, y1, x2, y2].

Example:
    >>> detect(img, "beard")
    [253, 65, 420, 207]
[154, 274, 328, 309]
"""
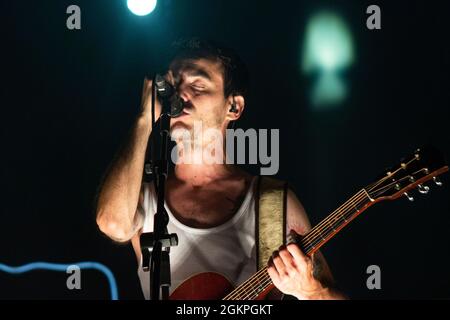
[170, 120, 191, 133]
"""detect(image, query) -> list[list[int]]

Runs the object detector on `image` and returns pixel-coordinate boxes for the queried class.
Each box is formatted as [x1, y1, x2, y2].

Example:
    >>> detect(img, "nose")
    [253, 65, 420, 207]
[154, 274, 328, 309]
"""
[179, 91, 190, 103]
[177, 82, 193, 104]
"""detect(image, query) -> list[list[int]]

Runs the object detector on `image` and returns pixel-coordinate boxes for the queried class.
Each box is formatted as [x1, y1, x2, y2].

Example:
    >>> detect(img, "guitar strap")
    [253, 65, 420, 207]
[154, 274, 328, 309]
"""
[256, 176, 288, 270]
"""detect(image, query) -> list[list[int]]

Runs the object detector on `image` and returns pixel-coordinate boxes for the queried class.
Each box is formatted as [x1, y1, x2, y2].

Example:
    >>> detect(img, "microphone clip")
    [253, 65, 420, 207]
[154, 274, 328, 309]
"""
[154, 74, 185, 117]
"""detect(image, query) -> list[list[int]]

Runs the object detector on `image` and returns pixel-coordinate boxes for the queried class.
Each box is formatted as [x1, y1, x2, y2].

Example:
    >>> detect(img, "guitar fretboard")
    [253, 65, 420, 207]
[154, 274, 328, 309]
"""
[223, 189, 373, 300]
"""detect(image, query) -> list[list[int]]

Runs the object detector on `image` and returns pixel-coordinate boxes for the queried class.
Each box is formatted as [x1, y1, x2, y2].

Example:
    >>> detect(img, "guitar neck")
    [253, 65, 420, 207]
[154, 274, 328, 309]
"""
[223, 189, 374, 300]
[224, 145, 448, 300]
[300, 189, 373, 255]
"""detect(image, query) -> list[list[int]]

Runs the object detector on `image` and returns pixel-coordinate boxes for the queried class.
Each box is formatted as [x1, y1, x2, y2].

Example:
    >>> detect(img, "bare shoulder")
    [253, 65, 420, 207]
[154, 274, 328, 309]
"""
[286, 188, 311, 236]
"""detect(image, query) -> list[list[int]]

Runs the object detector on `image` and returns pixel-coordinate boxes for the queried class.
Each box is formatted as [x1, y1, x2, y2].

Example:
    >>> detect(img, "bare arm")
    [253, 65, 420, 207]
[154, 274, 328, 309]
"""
[267, 188, 348, 300]
[96, 78, 160, 242]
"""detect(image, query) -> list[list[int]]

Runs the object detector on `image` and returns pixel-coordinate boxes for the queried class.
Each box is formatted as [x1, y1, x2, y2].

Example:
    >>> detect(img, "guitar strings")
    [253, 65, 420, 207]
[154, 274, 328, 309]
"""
[225, 193, 368, 299]
[225, 157, 422, 299]
[224, 192, 368, 299]
[301, 191, 378, 251]
[368, 168, 428, 199]
[232, 194, 367, 300]
[223, 268, 269, 300]
[226, 194, 370, 298]
[302, 195, 371, 254]
[361, 156, 418, 196]
[299, 190, 367, 245]
[300, 160, 423, 249]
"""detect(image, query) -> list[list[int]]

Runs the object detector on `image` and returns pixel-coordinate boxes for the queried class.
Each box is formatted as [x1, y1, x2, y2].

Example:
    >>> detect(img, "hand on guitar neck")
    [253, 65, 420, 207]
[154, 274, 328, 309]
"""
[170, 145, 447, 300]
[267, 230, 346, 300]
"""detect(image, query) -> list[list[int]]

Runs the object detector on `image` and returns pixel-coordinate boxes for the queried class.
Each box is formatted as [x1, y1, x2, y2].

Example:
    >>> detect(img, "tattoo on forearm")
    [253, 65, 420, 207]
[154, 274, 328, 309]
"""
[312, 255, 336, 288]
[312, 255, 323, 280]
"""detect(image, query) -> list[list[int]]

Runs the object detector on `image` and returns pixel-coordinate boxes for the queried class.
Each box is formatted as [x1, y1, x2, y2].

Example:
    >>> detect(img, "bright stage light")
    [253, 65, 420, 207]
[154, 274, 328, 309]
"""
[127, 0, 157, 16]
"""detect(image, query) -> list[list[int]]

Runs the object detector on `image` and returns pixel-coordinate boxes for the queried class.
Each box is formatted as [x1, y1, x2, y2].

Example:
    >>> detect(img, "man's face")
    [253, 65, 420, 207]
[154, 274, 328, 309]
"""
[167, 58, 229, 133]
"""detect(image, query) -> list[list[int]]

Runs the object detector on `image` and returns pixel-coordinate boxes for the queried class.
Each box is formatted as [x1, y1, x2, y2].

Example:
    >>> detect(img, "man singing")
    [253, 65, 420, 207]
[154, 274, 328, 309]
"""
[95, 38, 346, 300]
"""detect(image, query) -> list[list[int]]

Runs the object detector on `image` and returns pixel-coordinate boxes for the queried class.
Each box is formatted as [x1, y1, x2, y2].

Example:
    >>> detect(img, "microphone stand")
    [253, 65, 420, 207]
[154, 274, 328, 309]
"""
[140, 75, 178, 300]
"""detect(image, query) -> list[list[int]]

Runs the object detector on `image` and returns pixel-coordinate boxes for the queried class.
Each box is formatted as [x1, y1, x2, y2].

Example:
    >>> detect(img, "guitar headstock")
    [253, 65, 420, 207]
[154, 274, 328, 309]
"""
[366, 145, 448, 202]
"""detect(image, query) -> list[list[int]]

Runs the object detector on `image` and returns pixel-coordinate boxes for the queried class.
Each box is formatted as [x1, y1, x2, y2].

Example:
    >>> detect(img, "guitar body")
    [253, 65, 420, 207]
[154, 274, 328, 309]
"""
[169, 272, 233, 300]
[169, 272, 271, 300]
[170, 147, 448, 300]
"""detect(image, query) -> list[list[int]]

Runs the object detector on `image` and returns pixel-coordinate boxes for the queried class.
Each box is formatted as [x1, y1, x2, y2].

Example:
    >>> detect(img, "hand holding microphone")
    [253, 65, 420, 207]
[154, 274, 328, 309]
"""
[154, 74, 185, 118]
[140, 77, 162, 123]
[140, 74, 185, 124]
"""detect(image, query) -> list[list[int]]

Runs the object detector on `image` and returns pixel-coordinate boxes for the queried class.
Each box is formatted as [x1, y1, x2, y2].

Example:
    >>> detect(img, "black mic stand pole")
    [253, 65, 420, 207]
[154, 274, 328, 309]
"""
[140, 76, 178, 300]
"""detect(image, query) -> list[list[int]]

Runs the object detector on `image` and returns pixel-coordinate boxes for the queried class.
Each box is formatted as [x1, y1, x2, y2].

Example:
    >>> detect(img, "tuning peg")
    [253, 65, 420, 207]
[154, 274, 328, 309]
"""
[403, 192, 414, 202]
[433, 176, 443, 186]
[417, 184, 430, 194]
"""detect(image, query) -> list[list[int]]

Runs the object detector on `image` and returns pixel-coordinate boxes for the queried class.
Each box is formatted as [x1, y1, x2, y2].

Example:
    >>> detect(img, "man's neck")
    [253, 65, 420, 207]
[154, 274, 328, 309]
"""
[173, 163, 237, 186]
[171, 128, 241, 186]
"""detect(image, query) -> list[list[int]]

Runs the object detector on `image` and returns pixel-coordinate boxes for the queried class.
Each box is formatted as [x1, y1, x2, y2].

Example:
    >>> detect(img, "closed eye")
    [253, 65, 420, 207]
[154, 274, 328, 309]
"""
[190, 84, 207, 95]
[191, 84, 205, 90]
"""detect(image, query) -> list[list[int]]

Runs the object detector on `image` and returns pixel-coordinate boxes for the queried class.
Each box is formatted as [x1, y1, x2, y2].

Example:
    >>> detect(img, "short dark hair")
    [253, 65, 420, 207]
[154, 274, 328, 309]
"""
[169, 38, 249, 101]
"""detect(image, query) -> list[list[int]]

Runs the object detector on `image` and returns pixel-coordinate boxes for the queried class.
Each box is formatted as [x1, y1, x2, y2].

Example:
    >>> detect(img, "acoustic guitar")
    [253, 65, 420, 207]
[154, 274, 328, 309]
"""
[169, 145, 448, 300]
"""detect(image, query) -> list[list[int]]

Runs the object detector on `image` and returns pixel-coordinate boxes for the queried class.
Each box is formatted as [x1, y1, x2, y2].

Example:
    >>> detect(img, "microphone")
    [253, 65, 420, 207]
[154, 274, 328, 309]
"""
[154, 74, 185, 117]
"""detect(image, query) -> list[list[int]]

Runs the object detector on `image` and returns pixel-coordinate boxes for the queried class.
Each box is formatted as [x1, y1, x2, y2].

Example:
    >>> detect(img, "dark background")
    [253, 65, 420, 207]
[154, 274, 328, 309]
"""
[1, 0, 449, 299]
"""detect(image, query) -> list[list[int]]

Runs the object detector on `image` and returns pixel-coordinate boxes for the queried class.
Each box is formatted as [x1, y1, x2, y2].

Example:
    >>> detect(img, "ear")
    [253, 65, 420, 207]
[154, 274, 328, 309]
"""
[225, 95, 245, 121]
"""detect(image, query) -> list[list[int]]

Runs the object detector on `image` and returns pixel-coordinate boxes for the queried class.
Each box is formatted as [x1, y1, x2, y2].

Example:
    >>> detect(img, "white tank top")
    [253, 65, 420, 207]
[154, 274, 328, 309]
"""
[137, 177, 257, 300]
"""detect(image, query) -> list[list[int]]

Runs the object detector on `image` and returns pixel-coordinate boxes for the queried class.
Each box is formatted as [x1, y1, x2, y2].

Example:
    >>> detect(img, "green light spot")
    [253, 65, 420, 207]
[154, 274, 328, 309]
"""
[301, 11, 354, 109]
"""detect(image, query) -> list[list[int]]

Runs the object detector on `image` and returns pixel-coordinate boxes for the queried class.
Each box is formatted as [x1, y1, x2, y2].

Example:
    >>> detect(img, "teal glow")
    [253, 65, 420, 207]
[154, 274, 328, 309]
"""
[0, 261, 118, 300]
[127, 0, 157, 16]
[301, 12, 354, 109]
[312, 71, 346, 106]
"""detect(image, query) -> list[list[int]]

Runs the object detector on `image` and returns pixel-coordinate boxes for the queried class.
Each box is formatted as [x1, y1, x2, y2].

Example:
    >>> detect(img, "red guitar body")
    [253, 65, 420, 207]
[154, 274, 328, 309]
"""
[170, 147, 449, 300]
[169, 272, 270, 300]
